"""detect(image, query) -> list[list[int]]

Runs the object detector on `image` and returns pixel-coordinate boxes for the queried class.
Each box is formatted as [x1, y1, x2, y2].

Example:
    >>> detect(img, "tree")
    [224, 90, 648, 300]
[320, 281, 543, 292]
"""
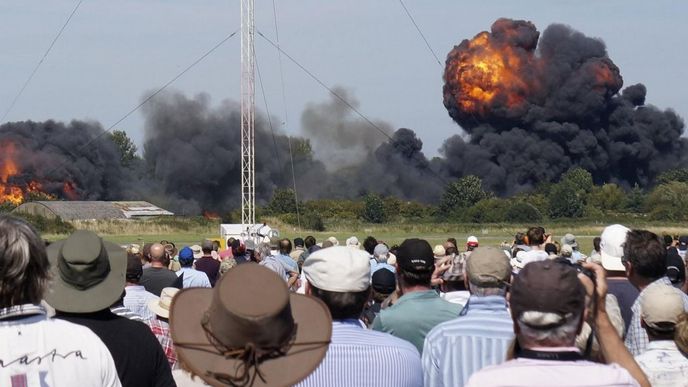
[624, 184, 646, 213]
[656, 168, 688, 185]
[266, 188, 299, 215]
[110, 130, 138, 166]
[362, 193, 386, 223]
[645, 182, 688, 221]
[588, 183, 626, 212]
[439, 175, 492, 217]
[505, 201, 543, 223]
[548, 180, 585, 218]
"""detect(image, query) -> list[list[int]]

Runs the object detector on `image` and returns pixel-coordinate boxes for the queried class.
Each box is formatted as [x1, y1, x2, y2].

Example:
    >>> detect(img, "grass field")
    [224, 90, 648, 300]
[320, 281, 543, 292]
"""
[39, 216, 688, 255]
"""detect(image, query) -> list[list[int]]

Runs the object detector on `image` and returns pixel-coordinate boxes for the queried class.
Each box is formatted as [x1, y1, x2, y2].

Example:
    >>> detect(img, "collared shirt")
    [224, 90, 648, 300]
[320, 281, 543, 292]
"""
[290, 247, 305, 262]
[0, 304, 121, 387]
[274, 253, 299, 273]
[423, 295, 514, 387]
[439, 290, 470, 306]
[625, 276, 688, 355]
[635, 340, 688, 387]
[110, 305, 144, 322]
[296, 320, 423, 387]
[124, 285, 159, 321]
[260, 255, 288, 281]
[372, 289, 461, 353]
[177, 267, 211, 288]
[370, 259, 396, 275]
[465, 348, 639, 387]
[146, 318, 177, 370]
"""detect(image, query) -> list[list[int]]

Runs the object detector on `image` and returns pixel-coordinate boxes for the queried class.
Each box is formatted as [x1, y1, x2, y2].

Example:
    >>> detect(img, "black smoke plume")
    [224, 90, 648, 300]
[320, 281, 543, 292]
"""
[0, 120, 128, 200]
[442, 18, 687, 193]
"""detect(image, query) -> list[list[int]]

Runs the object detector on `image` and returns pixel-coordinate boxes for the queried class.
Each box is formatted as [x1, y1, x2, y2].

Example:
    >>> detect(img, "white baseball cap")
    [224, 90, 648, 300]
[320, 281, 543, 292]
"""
[600, 224, 630, 271]
[303, 246, 370, 292]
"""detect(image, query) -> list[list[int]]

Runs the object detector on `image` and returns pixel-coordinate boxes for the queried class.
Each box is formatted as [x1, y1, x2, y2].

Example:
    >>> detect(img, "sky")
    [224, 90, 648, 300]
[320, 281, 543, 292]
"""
[1, 1, 686, 157]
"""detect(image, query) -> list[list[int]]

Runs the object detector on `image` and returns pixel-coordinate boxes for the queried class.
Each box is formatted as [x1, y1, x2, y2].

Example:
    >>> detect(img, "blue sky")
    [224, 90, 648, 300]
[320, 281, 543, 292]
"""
[1, 1, 686, 156]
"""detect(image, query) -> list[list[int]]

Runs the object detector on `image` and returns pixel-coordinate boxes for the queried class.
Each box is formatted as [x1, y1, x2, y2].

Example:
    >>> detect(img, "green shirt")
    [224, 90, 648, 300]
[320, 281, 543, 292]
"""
[372, 289, 462, 353]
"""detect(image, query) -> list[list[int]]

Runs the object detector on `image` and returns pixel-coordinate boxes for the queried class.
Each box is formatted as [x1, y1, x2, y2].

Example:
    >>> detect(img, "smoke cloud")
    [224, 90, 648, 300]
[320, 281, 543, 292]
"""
[442, 18, 687, 193]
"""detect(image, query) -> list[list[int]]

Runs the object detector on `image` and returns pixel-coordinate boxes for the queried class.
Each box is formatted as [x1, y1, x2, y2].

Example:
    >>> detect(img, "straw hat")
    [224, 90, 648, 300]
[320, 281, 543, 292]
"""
[148, 287, 179, 319]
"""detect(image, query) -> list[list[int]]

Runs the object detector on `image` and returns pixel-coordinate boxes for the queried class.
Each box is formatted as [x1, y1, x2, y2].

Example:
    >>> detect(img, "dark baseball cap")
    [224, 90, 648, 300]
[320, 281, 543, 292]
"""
[372, 268, 396, 294]
[510, 260, 585, 329]
[679, 235, 688, 251]
[126, 253, 143, 281]
[667, 248, 686, 287]
[396, 238, 434, 273]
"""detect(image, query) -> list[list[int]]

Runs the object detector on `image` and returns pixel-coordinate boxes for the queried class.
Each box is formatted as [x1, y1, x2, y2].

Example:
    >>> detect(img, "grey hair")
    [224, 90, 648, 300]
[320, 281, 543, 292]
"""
[0, 215, 50, 307]
[517, 311, 582, 347]
[469, 281, 508, 297]
[256, 242, 272, 261]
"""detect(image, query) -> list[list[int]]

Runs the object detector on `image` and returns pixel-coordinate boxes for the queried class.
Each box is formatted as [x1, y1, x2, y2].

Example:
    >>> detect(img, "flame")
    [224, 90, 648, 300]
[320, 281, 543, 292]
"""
[0, 141, 69, 205]
[446, 31, 532, 115]
[203, 211, 220, 220]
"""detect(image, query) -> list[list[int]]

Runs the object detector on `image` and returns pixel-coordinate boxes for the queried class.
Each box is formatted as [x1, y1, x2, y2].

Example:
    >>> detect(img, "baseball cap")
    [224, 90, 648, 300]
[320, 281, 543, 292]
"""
[466, 246, 511, 287]
[599, 224, 630, 272]
[178, 246, 194, 265]
[467, 236, 479, 247]
[679, 235, 688, 251]
[667, 248, 686, 287]
[510, 260, 585, 328]
[561, 233, 578, 249]
[396, 238, 434, 273]
[641, 285, 685, 331]
[372, 268, 396, 294]
[303, 246, 371, 292]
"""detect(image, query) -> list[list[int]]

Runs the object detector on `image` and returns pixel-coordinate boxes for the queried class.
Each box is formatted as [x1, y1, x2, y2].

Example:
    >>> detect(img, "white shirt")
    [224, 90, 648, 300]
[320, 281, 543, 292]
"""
[0, 307, 121, 387]
[123, 285, 159, 321]
[439, 290, 470, 306]
[466, 350, 639, 387]
[635, 340, 688, 387]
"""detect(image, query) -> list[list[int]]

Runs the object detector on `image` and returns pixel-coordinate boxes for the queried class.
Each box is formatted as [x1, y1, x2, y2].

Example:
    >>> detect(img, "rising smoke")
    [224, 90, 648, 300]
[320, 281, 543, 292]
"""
[442, 18, 687, 193]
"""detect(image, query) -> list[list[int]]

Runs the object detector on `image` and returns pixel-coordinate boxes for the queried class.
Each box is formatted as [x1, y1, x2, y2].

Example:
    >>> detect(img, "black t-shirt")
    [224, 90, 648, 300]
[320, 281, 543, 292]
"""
[140, 267, 180, 296]
[56, 309, 176, 387]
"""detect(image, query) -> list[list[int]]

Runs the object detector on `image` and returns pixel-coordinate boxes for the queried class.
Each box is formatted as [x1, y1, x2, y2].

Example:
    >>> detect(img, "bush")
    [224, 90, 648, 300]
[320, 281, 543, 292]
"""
[463, 198, 509, 223]
[645, 182, 688, 221]
[279, 212, 325, 231]
[439, 175, 492, 217]
[362, 193, 386, 223]
[266, 188, 299, 215]
[548, 180, 585, 218]
[12, 213, 75, 235]
[504, 201, 543, 223]
[588, 183, 626, 212]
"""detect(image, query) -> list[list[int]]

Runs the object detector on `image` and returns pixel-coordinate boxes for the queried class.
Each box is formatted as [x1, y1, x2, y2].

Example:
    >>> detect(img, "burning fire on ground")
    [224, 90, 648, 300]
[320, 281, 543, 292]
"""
[0, 141, 75, 205]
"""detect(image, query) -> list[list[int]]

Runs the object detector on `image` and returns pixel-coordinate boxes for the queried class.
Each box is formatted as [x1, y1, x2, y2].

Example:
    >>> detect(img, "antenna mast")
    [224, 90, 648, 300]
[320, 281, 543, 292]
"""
[240, 0, 256, 230]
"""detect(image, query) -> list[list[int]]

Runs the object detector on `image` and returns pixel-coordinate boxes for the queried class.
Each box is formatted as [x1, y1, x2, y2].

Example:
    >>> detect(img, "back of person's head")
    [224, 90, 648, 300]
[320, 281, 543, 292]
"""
[126, 252, 144, 282]
[592, 237, 601, 253]
[667, 248, 686, 288]
[363, 236, 378, 255]
[178, 246, 195, 268]
[303, 246, 371, 320]
[510, 260, 585, 348]
[201, 239, 214, 254]
[675, 312, 688, 356]
[526, 226, 545, 246]
[294, 237, 304, 248]
[447, 238, 458, 249]
[514, 232, 526, 245]
[304, 236, 316, 249]
[396, 238, 434, 288]
[279, 238, 292, 255]
[623, 229, 667, 281]
[372, 268, 396, 302]
[544, 243, 558, 256]
[663, 234, 674, 248]
[150, 243, 167, 263]
[142, 242, 153, 263]
[641, 285, 685, 340]
[212, 240, 221, 252]
[0, 215, 50, 307]
[464, 246, 511, 297]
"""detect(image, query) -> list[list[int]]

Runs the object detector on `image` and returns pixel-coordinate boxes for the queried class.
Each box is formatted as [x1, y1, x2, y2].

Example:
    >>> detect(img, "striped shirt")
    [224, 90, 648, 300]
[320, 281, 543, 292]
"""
[123, 285, 159, 321]
[296, 320, 423, 387]
[422, 295, 514, 387]
[110, 306, 144, 322]
[625, 276, 688, 355]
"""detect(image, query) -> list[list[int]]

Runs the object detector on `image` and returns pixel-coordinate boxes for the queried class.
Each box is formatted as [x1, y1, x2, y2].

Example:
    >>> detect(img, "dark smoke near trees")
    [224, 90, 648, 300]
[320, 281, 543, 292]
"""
[441, 18, 687, 194]
[1, 18, 686, 213]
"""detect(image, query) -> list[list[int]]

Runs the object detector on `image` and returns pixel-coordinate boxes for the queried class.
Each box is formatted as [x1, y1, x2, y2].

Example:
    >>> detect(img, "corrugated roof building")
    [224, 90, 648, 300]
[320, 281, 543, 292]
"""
[12, 201, 174, 221]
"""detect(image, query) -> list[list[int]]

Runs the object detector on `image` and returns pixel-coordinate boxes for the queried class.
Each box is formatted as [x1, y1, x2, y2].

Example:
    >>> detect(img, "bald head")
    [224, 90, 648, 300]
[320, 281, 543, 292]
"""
[150, 243, 166, 262]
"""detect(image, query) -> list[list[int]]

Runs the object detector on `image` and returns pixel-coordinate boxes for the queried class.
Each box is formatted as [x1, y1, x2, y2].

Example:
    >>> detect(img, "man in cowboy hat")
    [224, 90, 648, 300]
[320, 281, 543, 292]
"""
[297, 246, 423, 386]
[169, 263, 332, 386]
[0, 215, 121, 386]
[48, 230, 175, 387]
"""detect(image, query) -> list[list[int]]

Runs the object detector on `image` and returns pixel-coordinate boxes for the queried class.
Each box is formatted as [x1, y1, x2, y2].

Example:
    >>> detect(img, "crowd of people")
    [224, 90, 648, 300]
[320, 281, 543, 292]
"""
[1, 214, 688, 386]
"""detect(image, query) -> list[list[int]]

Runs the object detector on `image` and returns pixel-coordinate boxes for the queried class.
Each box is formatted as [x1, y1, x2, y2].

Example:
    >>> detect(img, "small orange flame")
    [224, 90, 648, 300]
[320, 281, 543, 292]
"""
[203, 211, 220, 220]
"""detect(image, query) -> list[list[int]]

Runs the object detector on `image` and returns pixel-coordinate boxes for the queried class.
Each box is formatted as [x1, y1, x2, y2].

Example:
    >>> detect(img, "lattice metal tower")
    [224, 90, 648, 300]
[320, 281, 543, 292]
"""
[240, 0, 256, 229]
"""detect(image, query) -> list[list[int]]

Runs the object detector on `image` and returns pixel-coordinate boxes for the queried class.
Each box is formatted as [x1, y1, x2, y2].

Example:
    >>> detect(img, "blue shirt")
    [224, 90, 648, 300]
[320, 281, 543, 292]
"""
[296, 320, 422, 387]
[422, 295, 514, 387]
[177, 267, 211, 288]
[373, 290, 461, 353]
[274, 253, 299, 273]
[370, 259, 396, 274]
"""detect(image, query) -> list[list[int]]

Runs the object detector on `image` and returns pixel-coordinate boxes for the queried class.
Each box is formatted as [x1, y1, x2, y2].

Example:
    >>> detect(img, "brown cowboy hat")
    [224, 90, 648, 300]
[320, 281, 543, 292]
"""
[45, 230, 127, 313]
[170, 263, 332, 387]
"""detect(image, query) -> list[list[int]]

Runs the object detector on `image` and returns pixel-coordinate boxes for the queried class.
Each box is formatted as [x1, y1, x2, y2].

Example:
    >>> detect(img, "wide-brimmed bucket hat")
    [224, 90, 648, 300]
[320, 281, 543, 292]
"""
[170, 263, 332, 387]
[45, 230, 127, 313]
